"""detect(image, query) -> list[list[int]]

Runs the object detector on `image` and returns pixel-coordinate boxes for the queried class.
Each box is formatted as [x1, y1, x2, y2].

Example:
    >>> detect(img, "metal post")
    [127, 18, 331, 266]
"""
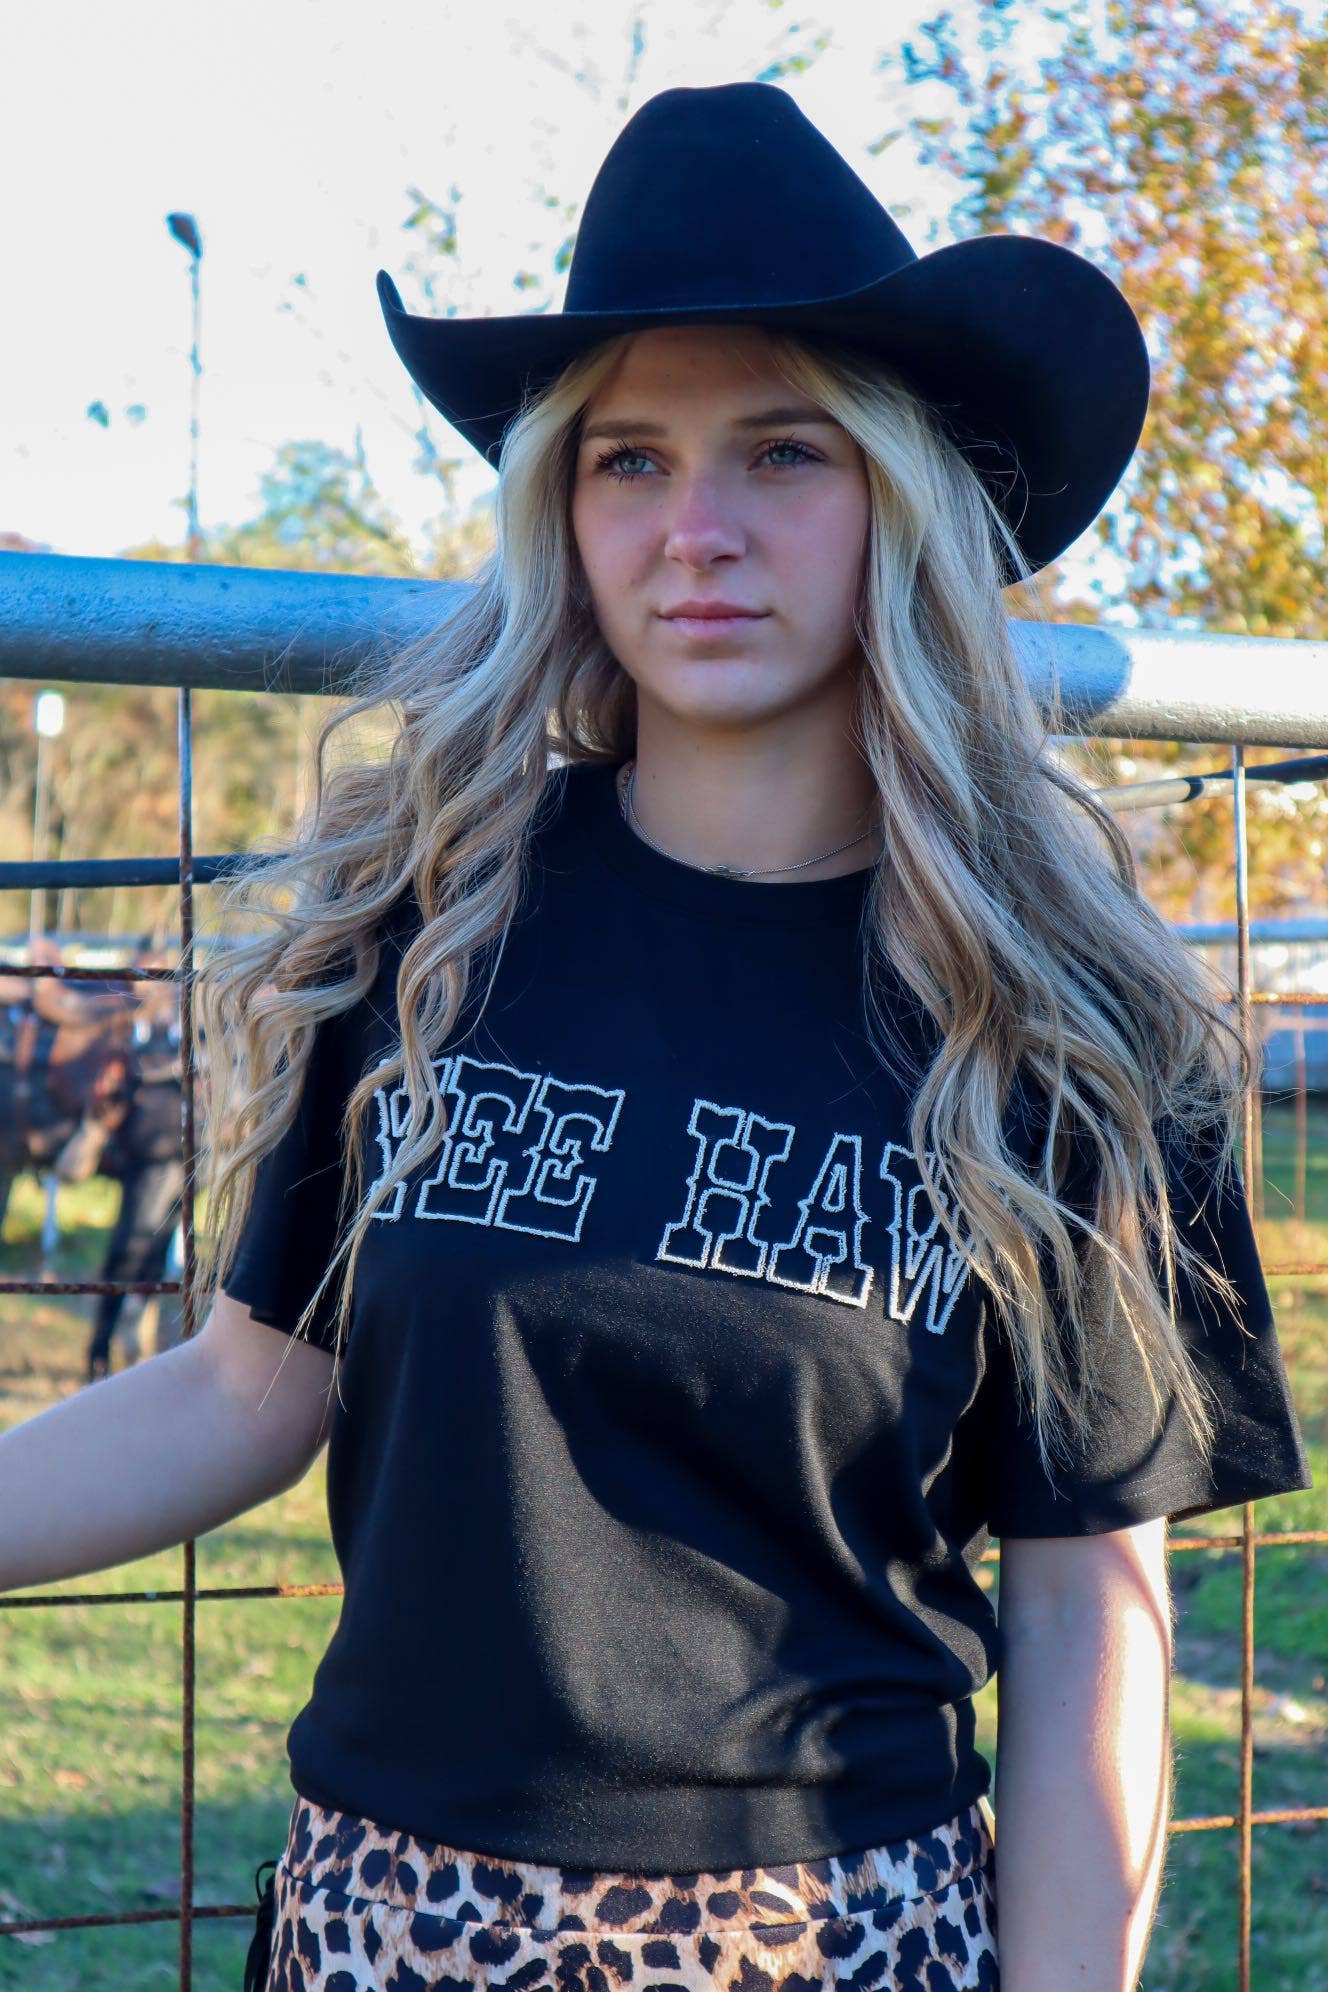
[1230, 741, 1256, 1992]
[1294, 1012, 1308, 1225]
[28, 725, 48, 949]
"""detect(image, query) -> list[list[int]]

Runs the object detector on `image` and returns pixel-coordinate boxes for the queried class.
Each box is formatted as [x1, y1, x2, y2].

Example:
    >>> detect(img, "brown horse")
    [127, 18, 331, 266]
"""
[0, 967, 139, 1237]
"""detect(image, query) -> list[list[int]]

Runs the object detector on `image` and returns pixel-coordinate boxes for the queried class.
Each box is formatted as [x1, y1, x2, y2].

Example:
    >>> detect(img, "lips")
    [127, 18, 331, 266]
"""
[662, 606, 763, 619]
[664, 612, 767, 639]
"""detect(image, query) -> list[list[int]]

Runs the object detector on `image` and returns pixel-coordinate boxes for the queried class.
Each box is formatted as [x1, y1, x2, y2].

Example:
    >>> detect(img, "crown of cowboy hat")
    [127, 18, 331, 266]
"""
[376, 80, 1149, 585]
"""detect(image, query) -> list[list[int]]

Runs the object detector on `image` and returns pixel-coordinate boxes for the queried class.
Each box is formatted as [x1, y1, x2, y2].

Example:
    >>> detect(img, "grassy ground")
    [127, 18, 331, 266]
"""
[0, 1104, 1323, 1989]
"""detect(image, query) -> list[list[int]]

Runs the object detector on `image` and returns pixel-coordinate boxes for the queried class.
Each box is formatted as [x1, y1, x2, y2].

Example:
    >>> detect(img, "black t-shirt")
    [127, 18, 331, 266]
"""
[222, 757, 1312, 1872]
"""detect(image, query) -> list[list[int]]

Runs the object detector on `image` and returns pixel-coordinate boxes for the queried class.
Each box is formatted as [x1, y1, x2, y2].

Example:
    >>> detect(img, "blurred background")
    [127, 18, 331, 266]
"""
[0, 2, 1324, 1986]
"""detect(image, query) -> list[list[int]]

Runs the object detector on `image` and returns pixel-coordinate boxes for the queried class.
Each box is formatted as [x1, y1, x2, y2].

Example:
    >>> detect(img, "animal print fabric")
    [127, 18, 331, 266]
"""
[262, 1792, 999, 1989]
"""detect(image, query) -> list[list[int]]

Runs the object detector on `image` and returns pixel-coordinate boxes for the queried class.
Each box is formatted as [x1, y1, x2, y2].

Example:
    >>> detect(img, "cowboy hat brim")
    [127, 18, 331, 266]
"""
[376, 229, 1149, 585]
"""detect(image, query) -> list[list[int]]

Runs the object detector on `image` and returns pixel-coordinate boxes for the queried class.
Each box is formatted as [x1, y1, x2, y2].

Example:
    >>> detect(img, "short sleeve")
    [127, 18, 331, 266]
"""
[981, 1110, 1313, 1537]
[219, 1010, 355, 1355]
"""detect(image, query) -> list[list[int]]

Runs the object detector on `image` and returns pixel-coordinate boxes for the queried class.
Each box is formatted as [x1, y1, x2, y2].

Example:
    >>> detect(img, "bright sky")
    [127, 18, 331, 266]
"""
[1, 0, 1100, 573]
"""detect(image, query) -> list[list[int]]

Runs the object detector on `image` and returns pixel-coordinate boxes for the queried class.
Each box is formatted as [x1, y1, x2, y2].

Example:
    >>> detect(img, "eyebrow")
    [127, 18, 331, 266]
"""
[579, 405, 841, 444]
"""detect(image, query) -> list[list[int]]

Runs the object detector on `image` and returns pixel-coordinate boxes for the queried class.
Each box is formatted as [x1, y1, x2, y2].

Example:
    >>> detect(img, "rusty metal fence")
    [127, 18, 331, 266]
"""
[0, 550, 1324, 1990]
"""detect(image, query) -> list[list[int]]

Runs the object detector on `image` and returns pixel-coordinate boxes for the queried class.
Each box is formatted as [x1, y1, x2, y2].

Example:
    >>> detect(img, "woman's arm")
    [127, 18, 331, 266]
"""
[993, 1520, 1174, 1991]
[0, 1295, 333, 1594]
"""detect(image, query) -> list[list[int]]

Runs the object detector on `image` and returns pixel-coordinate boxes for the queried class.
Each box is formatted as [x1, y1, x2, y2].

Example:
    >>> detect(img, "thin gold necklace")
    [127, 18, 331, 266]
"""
[616, 759, 875, 880]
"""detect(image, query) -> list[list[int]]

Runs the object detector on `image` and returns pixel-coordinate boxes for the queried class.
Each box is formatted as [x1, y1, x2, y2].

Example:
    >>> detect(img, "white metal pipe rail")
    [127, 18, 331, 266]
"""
[3, 549, 1328, 748]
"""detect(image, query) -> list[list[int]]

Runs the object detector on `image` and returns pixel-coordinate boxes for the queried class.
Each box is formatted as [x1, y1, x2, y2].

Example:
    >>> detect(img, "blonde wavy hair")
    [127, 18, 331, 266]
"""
[193, 322, 1252, 1485]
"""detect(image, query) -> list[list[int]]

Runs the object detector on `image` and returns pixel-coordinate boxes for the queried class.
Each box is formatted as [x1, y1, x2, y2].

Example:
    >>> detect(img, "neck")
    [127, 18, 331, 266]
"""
[615, 754, 883, 882]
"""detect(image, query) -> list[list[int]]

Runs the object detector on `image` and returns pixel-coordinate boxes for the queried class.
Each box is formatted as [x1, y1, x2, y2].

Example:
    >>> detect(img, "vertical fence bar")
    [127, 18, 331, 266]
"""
[1230, 741, 1256, 1992]
[1294, 1012, 1308, 1224]
[176, 681, 199, 1988]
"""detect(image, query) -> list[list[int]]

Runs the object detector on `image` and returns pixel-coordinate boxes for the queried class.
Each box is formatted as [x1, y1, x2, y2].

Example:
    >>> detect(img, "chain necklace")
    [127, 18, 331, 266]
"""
[616, 759, 875, 880]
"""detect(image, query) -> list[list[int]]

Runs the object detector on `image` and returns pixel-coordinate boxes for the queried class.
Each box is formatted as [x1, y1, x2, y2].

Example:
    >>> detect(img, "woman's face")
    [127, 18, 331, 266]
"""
[570, 325, 870, 739]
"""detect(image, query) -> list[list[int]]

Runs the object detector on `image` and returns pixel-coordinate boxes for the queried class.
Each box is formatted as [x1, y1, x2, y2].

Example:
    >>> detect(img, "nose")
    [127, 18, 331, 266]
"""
[662, 471, 747, 568]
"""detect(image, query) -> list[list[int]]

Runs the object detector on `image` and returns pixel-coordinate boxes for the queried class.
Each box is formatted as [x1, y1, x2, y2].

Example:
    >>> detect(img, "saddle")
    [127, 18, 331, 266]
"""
[0, 970, 125, 1029]
[0, 984, 133, 1162]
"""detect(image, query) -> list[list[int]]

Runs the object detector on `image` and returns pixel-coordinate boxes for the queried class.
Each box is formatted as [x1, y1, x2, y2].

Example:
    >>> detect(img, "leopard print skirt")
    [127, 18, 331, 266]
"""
[260, 1791, 999, 1989]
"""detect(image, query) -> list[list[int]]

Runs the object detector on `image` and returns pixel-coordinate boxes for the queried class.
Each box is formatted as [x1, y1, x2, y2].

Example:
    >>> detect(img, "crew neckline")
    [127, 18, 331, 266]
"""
[574, 760, 876, 929]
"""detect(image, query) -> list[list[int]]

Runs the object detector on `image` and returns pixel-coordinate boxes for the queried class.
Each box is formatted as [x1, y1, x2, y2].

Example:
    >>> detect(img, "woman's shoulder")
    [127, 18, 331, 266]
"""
[368, 759, 607, 949]
[538, 756, 614, 820]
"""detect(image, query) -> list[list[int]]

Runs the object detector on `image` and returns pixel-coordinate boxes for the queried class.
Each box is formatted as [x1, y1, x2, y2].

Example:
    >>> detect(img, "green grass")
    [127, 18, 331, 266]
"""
[0, 1180, 341, 1987]
[0, 1102, 1324, 1989]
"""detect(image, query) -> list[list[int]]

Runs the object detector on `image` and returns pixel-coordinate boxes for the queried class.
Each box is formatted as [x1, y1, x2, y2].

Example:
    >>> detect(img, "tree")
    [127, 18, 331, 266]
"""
[875, 0, 1328, 920]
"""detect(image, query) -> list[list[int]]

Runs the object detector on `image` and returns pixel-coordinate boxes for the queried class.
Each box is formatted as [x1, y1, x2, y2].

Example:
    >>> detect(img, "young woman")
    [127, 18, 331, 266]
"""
[157, 81, 1313, 1989]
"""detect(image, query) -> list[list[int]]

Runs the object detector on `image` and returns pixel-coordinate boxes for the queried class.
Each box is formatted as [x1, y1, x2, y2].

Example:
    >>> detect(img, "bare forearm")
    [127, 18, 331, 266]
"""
[0, 1336, 307, 1593]
[994, 1595, 1173, 1989]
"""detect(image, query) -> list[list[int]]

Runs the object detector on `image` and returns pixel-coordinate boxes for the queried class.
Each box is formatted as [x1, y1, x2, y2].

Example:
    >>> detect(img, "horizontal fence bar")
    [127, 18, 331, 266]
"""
[0, 854, 258, 891]
[5, 1243, 1322, 1306]
[0, 1280, 180, 1296]
[1097, 753, 1328, 809]
[7, 768, 1328, 896]
[1181, 917, 1328, 943]
[0, 961, 177, 980]
[4, 550, 1328, 745]
[2, 1532, 1321, 1612]
[1, 1583, 348, 1607]
[11, 1788, 1327, 1942]
[0, 552, 431, 696]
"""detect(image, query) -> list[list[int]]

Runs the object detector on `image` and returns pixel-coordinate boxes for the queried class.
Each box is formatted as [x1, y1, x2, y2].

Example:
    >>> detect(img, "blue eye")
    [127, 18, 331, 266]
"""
[590, 435, 819, 483]
[593, 443, 652, 481]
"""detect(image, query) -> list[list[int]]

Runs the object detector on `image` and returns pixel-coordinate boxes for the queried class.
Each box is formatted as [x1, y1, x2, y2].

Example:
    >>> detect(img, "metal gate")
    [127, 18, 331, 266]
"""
[0, 550, 1324, 1990]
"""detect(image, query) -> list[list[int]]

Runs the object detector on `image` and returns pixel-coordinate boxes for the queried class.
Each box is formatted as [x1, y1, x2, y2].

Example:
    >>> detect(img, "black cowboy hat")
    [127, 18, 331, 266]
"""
[375, 80, 1150, 585]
